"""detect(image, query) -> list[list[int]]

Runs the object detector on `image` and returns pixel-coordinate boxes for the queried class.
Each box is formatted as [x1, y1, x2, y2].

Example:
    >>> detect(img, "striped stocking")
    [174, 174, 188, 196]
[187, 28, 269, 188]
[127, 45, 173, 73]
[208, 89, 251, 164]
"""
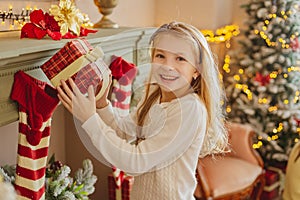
[10, 71, 59, 200]
[109, 56, 137, 116]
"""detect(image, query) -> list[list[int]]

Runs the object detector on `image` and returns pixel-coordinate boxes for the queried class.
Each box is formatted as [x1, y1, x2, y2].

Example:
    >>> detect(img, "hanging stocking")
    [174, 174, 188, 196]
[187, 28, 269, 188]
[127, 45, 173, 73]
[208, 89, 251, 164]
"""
[109, 56, 137, 116]
[10, 71, 59, 200]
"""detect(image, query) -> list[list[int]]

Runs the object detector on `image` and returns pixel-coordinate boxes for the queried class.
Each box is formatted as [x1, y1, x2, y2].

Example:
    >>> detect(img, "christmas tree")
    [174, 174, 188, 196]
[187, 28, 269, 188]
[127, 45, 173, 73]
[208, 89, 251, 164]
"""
[223, 0, 300, 166]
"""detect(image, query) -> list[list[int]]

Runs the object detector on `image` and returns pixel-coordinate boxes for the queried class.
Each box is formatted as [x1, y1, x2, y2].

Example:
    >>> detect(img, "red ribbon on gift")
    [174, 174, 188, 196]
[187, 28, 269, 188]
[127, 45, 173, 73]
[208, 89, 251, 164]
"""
[112, 166, 126, 189]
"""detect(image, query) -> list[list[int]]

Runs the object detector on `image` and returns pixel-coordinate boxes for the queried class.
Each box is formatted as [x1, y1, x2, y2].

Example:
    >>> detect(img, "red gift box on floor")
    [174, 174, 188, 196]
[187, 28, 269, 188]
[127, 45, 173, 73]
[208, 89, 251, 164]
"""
[108, 174, 134, 200]
[261, 166, 286, 200]
[40, 38, 110, 100]
[265, 168, 279, 186]
[261, 187, 280, 200]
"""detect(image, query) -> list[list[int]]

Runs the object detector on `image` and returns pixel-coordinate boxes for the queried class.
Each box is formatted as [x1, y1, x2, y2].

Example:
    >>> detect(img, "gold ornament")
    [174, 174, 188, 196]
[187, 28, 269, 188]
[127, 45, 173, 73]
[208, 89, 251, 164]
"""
[49, 0, 84, 36]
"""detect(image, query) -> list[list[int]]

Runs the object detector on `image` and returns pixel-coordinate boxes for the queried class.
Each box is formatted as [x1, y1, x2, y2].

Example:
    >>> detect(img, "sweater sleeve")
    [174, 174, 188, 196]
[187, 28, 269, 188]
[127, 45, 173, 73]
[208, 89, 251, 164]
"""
[82, 95, 207, 174]
[96, 102, 137, 142]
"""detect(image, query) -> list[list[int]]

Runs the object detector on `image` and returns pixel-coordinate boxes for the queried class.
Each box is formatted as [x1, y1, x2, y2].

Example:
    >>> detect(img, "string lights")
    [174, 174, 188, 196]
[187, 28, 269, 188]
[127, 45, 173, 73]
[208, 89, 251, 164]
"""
[201, 24, 240, 43]
[0, 6, 33, 31]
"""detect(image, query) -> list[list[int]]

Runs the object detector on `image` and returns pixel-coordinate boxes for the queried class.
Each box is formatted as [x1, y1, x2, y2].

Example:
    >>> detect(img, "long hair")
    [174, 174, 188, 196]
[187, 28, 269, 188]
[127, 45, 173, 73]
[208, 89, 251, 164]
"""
[137, 21, 228, 156]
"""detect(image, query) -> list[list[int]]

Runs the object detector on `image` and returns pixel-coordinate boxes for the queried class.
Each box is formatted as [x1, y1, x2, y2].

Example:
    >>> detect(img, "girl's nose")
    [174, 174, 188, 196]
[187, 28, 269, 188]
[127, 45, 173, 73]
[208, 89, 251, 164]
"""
[162, 58, 175, 70]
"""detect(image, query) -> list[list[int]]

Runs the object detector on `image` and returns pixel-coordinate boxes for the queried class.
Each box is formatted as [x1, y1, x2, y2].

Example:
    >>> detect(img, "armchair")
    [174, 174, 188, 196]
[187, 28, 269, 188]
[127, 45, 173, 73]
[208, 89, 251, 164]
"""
[194, 122, 265, 200]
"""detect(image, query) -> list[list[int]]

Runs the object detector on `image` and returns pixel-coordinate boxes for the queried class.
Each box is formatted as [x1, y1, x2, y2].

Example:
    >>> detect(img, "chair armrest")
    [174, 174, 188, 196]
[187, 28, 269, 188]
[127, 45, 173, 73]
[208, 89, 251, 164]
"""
[194, 159, 212, 198]
[227, 123, 264, 168]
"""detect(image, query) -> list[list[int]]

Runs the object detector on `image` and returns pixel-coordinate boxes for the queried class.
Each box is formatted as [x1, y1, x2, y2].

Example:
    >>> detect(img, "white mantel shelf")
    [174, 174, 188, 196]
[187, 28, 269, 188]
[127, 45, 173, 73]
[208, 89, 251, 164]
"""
[0, 27, 155, 127]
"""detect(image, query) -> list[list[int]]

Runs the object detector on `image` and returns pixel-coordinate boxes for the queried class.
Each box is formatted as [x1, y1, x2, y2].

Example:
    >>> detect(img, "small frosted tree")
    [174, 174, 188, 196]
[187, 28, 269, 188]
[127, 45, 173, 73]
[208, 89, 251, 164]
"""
[223, 0, 300, 166]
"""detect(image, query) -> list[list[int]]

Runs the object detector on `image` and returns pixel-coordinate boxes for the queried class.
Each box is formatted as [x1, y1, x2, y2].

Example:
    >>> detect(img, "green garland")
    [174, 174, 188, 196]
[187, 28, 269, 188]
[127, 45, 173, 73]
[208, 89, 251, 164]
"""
[0, 155, 97, 200]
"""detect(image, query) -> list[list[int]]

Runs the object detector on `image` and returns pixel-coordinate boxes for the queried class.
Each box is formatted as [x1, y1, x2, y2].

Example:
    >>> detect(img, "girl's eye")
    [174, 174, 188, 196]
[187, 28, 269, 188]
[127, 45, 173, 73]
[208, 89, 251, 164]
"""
[177, 56, 187, 62]
[155, 53, 165, 58]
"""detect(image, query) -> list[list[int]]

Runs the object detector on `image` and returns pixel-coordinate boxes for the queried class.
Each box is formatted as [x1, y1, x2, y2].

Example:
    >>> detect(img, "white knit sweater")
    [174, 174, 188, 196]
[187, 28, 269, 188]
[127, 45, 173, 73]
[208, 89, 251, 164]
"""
[283, 142, 300, 200]
[82, 93, 207, 199]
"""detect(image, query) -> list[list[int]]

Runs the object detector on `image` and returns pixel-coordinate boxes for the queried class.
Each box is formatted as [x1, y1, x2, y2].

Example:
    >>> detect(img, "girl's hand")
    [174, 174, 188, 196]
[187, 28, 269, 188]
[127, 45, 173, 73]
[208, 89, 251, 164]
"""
[96, 74, 112, 109]
[57, 78, 96, 123]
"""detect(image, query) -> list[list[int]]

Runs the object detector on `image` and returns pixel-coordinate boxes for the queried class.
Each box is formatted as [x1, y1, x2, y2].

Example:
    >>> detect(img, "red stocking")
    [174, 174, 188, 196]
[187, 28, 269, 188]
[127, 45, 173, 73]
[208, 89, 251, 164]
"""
[109, 56, 137, 116]
[11, 71, 59, 200]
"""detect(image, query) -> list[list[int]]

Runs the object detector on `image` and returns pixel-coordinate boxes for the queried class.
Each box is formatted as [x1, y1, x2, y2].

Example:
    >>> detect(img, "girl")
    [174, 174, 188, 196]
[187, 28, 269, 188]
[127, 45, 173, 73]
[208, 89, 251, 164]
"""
[57, 21, 228, 199]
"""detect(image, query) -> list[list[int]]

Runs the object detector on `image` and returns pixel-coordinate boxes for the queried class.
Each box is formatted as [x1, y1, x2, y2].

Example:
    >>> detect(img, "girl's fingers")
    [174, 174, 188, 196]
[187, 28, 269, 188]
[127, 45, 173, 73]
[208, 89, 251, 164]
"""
[57, 85, 72, 106]
[68, 78, 82, 97]
[87, 85, 95, 101]
[60, 79, 74, 99]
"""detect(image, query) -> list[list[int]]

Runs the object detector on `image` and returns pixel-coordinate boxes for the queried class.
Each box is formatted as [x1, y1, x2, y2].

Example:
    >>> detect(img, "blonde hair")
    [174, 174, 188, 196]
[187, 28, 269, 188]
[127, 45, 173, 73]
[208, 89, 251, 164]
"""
[137, 21, 228, 157]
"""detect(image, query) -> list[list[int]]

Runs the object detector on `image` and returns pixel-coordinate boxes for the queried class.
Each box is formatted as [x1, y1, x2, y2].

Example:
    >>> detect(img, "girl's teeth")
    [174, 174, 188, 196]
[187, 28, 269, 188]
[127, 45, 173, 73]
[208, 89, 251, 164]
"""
[161, 75, 177, 80]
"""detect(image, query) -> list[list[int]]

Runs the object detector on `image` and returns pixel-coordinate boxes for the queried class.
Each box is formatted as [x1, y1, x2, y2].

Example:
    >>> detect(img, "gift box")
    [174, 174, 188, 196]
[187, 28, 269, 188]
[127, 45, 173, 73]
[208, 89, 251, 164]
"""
[265, 168, 279, 186]
[261, 187, 280, 200]
[261, 166, 286, 200]
[40, 38, 110, 100]
[108, 174, 134, 200]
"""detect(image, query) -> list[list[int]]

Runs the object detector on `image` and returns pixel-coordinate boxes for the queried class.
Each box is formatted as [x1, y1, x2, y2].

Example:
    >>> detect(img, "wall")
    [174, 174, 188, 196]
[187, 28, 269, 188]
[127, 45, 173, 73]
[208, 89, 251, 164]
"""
[0, 121, 19, 165]
[76, 0, 236, 29]
[154, 0, 233, 29]
[76, 0, 156, 28]
[232, 0, 249, 29]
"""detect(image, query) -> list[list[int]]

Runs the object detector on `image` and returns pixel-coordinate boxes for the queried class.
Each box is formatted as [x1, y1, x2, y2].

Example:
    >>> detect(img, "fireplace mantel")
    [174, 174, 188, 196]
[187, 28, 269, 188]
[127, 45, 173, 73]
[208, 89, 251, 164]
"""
[0, 27, 155, 127]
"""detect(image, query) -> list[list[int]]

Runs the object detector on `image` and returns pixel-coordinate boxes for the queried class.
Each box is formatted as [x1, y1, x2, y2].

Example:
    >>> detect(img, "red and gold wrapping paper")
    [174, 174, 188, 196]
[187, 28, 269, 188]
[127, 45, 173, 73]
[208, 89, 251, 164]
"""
[261, 187, 280, 200]
[108, 174, 134, 200]
[40, 38, 110, 99]
[41, 39, 93, 80]
[74, 62, 104, 94]
[261, 166, 286, 199]
[265, 168, 279, 186]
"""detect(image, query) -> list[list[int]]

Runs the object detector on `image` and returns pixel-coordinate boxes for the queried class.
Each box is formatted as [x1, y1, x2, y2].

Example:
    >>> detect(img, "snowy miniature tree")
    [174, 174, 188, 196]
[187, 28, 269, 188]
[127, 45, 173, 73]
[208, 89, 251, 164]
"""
[223, 0, 300, 166]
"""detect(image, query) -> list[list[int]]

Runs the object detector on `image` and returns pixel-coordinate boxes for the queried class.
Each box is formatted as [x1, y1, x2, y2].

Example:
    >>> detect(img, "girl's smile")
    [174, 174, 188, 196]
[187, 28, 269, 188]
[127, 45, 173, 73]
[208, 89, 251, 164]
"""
[159, 74, 179, 81]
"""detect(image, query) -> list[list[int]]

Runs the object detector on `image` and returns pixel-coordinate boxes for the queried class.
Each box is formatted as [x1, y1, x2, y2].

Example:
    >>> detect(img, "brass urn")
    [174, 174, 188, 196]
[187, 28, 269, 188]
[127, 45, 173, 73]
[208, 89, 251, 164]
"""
[93, 0, 119, 28]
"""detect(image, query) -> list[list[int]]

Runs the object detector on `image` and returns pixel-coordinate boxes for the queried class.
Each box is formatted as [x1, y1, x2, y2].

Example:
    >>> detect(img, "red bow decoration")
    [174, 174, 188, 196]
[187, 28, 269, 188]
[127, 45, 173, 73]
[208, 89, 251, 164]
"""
[290, 37, 300, 51]
[21, 9, 97, 40]
[255, 72, 270, 86]
[21, 9, 61, 40]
